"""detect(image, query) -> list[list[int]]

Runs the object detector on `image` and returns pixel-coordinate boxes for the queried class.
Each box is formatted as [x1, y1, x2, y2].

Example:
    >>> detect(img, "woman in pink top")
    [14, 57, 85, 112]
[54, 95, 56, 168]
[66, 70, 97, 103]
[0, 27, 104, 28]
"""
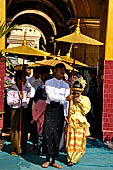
[7, 70, 31, 156]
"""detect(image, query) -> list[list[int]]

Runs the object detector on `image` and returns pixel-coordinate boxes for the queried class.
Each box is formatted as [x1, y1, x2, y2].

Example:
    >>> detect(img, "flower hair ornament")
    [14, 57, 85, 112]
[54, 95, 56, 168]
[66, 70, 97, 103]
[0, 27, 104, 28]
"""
[73, 75, 87, 89]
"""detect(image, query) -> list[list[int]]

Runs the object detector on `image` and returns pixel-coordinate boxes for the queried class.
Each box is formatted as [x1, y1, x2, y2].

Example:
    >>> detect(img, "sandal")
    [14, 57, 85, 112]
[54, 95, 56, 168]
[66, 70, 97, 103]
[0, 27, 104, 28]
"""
[67, 162, 74, 166]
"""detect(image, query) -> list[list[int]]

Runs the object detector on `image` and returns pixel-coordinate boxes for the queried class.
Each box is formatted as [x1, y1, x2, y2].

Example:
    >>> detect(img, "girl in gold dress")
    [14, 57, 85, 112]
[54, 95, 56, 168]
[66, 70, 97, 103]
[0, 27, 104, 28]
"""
[66, 81, 91, 166]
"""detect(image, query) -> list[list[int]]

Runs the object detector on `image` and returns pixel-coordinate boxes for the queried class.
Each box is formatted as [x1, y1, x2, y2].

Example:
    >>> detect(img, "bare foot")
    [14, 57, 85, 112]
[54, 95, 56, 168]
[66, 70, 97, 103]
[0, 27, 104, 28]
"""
[11, 152, 18, 157]
[52, 162, 62, 169]
[18, 147, 22, 155]
[42, 162, 50, 168]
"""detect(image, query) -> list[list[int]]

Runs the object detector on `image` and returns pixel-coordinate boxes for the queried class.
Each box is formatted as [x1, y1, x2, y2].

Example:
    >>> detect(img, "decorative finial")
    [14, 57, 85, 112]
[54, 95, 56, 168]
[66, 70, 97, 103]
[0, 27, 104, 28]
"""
[66, 44, 72, 58]
[57, 50, 61, 57]
[75, 19, 80, 34]
[66, 52, 70, 58]
[23, 31, 27, 46]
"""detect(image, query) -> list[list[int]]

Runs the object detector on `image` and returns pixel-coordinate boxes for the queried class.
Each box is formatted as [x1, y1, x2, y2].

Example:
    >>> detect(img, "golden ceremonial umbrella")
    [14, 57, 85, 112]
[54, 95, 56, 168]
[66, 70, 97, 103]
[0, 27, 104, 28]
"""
[56, 19, 103, 90]
[2, 45, 51, 57]
[60, 56, 88, 66]
[56, 19, 104, 126]
[14, 63, 39, 70]
[50, 54, 88, 67]
[33, 59, 78, 71]
[56, 21, 103, 46]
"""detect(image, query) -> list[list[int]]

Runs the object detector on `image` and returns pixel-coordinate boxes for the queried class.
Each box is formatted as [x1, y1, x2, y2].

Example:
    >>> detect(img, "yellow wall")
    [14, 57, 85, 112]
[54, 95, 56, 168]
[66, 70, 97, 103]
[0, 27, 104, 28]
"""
[105, 0, 113, 60]
[0, 0, 6, 50]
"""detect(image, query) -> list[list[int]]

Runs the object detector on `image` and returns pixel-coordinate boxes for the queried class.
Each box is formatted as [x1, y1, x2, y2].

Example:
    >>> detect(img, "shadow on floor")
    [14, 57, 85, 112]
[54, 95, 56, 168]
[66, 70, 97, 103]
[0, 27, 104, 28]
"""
[1, 141, 67, 166]
[86, 138, 112, 151]
[1, 141, 46, 166]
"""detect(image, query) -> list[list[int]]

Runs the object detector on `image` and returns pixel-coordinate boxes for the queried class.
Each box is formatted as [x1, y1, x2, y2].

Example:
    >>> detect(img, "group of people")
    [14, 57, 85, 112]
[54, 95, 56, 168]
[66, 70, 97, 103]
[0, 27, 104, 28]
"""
[7, 63, 91, 168]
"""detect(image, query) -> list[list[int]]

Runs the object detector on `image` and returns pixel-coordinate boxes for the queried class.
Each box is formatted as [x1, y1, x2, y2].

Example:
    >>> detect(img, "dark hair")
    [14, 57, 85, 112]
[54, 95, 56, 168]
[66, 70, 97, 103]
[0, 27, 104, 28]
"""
[39, 66, 50, 75]
[15, 70, 26, 82]
[15, 70, 23, 82]
[54, 63, 66, 70]
[33, 67, 40, 73]
[33, 66, 50, 75]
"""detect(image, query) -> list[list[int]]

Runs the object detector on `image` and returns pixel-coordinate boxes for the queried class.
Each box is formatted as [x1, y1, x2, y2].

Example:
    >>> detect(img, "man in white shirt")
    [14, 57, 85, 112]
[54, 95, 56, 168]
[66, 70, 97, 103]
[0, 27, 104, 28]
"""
[28, 67, 43, 90]
[42, 63, 70, 169]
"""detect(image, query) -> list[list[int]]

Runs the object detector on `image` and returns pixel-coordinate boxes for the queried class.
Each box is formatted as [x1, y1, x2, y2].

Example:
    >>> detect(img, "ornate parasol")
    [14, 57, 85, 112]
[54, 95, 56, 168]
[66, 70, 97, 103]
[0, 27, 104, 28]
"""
[56, 19, 104, 130]
[56, 18, 103, 92]
[50, 48, 88, 67]
[30, 58, 78, 71]
[60, 55, 88, 67]
[2, 45, 50, 57]
[56, 20, 103, 45]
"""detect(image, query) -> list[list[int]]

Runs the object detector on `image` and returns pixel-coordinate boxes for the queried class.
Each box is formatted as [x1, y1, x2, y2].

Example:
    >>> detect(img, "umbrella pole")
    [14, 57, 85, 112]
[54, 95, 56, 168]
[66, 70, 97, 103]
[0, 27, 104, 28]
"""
[68, 45, 77, 120]
[18, 56, 25, 154]
[66, 45, 77, 144]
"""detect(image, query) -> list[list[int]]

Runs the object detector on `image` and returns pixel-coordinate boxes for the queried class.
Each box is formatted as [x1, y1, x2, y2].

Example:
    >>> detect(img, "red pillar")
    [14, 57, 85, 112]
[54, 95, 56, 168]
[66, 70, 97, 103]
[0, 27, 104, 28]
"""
[0, 58, 5, 130]
[103, 60, 113, 141]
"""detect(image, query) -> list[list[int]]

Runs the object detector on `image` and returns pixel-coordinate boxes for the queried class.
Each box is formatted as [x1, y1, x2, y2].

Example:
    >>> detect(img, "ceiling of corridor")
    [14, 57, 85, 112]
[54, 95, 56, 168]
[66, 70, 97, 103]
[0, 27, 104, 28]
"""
[6, 0, 103, 56]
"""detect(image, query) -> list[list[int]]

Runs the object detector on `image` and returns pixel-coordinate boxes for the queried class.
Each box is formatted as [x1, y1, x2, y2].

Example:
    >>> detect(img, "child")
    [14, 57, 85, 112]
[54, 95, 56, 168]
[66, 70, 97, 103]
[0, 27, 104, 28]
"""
[66, 81, 91, 166]
[7, 70, 31, 156]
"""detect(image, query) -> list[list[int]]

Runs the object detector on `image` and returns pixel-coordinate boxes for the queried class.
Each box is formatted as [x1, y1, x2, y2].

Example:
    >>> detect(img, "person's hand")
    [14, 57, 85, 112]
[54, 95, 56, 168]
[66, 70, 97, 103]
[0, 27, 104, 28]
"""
[66, 95, 73, 101]
[65, 116, 69, 124]
[75, 97, 80, 103]
[19, 93, 23, 100]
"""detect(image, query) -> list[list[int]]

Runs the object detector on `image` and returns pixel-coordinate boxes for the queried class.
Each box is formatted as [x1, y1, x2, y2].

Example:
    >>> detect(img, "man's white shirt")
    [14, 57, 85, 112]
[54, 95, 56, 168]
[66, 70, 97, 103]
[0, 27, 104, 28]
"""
[45, 77, 70, 117]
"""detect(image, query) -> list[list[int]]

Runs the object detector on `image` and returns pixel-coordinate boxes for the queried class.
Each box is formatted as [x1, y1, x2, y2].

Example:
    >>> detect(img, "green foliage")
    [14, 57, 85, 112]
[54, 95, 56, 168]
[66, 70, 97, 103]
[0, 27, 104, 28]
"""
[0, 21, 17, 38]
[0, 21, 16, 69]
[5, 56, 14, 69]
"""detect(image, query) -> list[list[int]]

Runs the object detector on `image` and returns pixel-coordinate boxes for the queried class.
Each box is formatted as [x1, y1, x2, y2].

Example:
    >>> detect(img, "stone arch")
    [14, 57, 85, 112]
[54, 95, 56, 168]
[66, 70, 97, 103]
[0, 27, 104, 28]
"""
[10, 10, 57, 36]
